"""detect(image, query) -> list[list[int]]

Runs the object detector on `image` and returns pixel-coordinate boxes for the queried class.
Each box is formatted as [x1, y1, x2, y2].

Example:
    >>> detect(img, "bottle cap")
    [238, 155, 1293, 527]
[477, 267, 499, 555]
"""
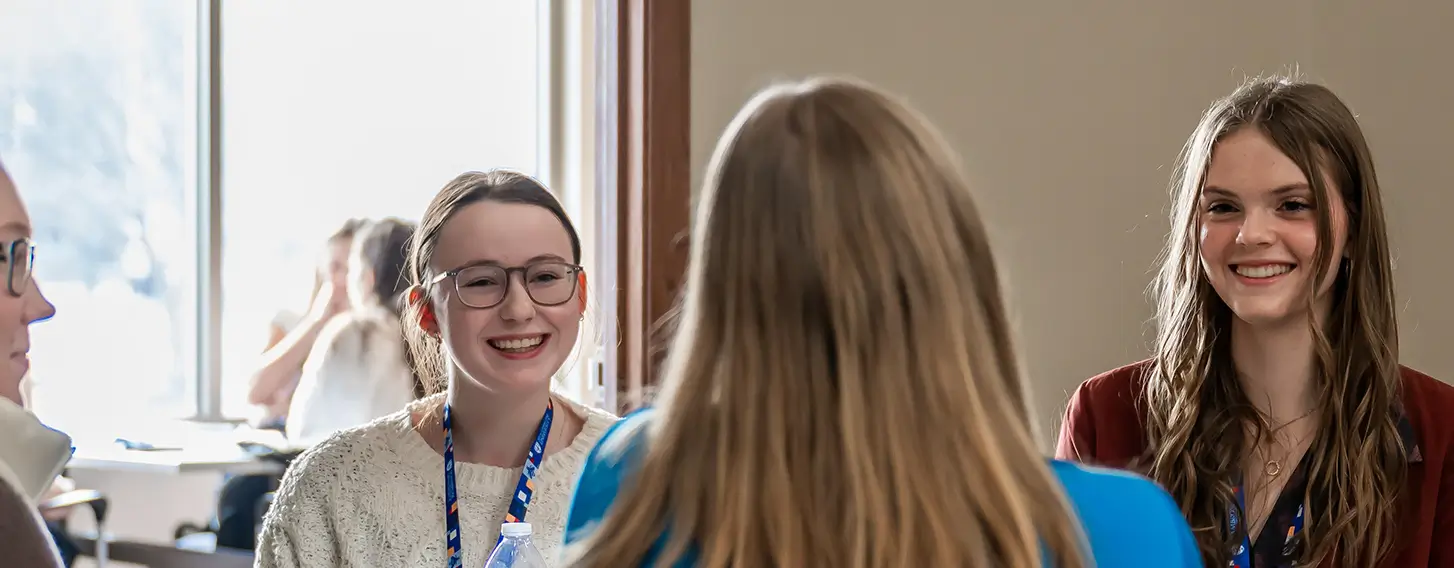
[501, 522, 532, 537]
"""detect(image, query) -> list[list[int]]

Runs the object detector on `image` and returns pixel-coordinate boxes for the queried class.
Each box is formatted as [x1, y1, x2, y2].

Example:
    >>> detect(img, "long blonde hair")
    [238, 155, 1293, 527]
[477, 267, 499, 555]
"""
[566, 77, 1087, 568]
[1144, 76, 1405, 567]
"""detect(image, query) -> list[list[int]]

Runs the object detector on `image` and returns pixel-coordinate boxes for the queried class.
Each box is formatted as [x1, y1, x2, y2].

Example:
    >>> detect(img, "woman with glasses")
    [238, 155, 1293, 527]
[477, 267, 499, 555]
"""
[256, 170, 618, 568]
[0, 166, 53, 406]
[0, 159, 68, 567]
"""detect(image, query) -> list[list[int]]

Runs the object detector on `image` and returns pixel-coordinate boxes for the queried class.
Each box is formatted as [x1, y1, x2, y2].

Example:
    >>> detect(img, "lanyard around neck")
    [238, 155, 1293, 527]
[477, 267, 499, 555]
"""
[1229, 483, 1305, 568]
[442, 399, 555, 568]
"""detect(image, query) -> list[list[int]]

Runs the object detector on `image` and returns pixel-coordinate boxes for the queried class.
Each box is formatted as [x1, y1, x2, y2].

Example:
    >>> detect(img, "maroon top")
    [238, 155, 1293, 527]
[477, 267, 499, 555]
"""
[1056, 360, 1454, 568]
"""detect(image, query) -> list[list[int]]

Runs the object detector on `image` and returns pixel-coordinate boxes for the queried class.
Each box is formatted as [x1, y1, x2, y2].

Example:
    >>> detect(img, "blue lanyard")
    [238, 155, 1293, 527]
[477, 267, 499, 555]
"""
[443, 399, 554, 568]
[1229, 484, 1305, 568]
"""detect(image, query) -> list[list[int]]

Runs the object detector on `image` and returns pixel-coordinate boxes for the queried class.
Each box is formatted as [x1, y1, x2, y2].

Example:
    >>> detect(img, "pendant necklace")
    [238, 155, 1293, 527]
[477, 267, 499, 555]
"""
[1258, 407, 1316, 479]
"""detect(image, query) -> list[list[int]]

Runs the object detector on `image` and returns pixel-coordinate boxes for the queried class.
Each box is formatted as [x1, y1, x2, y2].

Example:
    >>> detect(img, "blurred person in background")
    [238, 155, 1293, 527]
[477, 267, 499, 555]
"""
[285, 217, 422, 447]
[246, 218, 366, 430]
[218, 218, 422, 551]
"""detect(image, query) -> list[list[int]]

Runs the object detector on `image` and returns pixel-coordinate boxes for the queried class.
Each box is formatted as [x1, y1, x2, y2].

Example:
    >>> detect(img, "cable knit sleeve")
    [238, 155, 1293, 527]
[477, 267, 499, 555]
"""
[255, 440, 344, 568]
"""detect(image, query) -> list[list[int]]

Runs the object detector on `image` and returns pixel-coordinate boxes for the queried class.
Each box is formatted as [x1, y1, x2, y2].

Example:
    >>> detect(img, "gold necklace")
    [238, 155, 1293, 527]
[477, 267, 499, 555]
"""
[1259, 438, 1303, 479]
[1262, 457, 1284, 477]
[1255, 408, 1316, 479]
[1259, 441, 1307, 479]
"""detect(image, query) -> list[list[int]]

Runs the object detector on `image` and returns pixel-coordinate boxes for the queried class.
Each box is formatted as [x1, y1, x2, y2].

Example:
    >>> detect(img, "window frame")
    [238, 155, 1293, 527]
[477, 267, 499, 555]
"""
[190, 0, 581, 421]
[186, 0, 692, 420]
[197, 0, 224, 420]
[607, 0, 692, 413]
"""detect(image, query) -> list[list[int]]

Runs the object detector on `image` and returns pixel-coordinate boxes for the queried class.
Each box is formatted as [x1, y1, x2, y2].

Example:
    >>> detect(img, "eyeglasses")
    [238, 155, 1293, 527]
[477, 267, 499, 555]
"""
[3, 239, 33, 298]
[429, 261, 581, 309]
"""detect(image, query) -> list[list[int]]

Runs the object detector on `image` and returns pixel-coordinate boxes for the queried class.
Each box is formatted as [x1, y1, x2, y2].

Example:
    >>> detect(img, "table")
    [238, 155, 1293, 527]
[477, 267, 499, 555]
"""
[67, 445, 284, 477]
[65, 422, 288, 477]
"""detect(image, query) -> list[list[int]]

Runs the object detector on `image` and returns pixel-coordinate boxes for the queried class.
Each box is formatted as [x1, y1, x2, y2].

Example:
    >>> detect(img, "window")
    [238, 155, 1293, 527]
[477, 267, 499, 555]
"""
[1, 1, 595, 426]
[218, 1, 546, 419]
[1, 1, 201, 433]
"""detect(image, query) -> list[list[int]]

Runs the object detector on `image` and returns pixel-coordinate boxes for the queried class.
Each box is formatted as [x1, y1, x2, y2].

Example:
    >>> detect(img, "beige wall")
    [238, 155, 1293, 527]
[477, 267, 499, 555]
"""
[692, 0, 1454, 444]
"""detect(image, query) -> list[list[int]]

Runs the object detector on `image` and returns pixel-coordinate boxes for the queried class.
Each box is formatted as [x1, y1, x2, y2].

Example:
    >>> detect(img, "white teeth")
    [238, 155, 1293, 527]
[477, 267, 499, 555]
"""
[490, 336, 544, 350]
[1235, 264, 1293, 279]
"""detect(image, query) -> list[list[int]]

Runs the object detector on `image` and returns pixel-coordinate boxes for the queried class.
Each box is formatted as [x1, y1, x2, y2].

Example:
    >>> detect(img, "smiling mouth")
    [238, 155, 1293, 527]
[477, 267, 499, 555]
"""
[487, 335, 548, 354]
[1233, 264, 1295, 279]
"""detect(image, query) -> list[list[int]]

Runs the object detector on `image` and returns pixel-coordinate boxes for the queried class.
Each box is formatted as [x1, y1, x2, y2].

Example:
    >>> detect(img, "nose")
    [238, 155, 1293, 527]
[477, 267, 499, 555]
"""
[496, 273, 536, 322]
[1236, 208, 1277, 248]
[24, 278, 55, 324]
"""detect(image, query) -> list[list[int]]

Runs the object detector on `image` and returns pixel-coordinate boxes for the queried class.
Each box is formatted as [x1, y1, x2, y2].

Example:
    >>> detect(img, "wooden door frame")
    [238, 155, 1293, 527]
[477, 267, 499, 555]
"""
[610, 0, 691, 412]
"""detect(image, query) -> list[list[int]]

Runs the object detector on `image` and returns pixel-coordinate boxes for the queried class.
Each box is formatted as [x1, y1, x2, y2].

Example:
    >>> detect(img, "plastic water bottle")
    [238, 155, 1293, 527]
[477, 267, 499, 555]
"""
[485, 522, 550, 568]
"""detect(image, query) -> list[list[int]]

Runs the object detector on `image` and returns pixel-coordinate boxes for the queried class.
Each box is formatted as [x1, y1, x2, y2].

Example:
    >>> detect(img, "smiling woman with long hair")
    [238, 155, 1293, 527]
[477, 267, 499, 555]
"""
[256, 172, 619, 567]
[1057, 77, 1454, 568]
[561, 77, 1200, 568]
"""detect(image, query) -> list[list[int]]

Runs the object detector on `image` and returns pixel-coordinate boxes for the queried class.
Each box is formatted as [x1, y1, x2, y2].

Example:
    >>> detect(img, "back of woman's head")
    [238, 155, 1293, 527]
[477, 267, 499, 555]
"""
[350, 217, 416, 315]
[568, 77, 1086, 568]
[341, 217, 419, 396]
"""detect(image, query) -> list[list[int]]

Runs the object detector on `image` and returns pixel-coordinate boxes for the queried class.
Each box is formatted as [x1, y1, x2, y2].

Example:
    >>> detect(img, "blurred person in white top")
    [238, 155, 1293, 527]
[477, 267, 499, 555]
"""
[246, 218, 367, 430]
[286, 217, 421, 447]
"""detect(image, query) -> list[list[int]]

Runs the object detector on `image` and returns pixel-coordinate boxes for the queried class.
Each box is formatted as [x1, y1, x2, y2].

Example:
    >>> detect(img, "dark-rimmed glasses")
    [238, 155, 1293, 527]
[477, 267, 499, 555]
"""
[428, 261, 581, 309]
[3, 239, 33, 298]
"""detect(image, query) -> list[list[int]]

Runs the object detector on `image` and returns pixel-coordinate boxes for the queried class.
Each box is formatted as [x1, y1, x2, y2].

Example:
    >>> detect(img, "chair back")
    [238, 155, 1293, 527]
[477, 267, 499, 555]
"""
[0, 470, 64, 567]
[76, 538, 255, 568]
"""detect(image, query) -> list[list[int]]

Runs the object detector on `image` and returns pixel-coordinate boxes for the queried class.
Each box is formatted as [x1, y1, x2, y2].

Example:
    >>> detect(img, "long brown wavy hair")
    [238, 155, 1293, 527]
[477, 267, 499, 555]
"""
[564, 77, 1088, 568]
[1143, 76, 1405, 567]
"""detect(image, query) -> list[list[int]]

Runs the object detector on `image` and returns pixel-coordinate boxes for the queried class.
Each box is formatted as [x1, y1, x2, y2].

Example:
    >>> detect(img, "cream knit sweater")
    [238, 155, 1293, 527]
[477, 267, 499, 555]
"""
[255, 392, 617, 567]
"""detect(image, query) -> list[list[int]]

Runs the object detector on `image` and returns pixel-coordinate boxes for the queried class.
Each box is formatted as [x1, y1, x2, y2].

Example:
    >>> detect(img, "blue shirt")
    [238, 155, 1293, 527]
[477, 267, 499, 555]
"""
[566, 411, 1201, 567]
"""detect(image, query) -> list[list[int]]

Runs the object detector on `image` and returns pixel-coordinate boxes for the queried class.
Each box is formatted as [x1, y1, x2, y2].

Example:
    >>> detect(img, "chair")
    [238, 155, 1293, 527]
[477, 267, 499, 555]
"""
[45, 488, 256, 568]
[74, 538, 254, 568]
[0, 472, 64, 567]
[39, 489, 108, 566]
[177, 444, 301, 552]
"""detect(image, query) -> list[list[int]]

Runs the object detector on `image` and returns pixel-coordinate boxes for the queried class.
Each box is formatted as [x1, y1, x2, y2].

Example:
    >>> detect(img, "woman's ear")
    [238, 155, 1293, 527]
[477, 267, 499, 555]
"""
[578, 271, 588, 313]
[409, 287, 439, 336]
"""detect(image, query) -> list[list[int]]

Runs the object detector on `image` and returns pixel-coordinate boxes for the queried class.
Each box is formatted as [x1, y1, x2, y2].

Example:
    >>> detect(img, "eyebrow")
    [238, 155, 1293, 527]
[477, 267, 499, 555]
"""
[453, 253, 570, 269]
[1202, 183, 1312, 199]
[0, 221, 32, 239]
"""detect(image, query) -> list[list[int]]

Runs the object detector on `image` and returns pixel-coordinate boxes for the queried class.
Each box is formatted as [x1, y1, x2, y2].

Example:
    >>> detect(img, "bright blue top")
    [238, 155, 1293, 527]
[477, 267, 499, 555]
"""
[566, 411, 1202, 567]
